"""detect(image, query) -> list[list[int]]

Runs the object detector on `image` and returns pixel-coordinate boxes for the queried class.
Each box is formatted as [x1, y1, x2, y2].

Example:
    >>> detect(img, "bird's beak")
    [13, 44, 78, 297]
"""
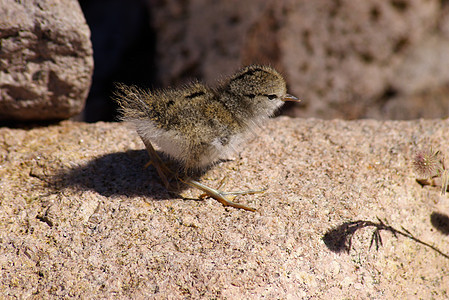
[282, 94, 301, 102]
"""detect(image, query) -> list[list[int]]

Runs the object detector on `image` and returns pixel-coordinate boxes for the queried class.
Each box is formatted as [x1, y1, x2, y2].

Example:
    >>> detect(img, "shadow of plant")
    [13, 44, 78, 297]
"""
[323, 218, 449, 259]
[430, 212, 449, 235]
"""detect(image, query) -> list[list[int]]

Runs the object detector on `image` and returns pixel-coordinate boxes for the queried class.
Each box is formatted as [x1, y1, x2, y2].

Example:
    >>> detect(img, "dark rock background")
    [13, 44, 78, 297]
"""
[78, 0, 157, 122]
[80, 0, 449, 121]
[1, 0, 448, 122]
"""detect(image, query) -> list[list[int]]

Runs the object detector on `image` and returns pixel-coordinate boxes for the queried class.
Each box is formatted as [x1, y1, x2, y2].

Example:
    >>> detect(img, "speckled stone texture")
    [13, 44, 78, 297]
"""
[148, 0, 449, 119]
[1, 118, 448, 298]
[0, 0, 93, 121]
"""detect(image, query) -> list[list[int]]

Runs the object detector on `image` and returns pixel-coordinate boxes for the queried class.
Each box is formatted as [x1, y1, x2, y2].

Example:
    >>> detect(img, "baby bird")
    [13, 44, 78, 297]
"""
[114, 65, 299, 211]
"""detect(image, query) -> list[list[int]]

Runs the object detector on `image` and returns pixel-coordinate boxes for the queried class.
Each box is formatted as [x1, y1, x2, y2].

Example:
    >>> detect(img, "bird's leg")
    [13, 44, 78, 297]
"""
[142, 139, 174, 189]
[142, 140, 259, 212]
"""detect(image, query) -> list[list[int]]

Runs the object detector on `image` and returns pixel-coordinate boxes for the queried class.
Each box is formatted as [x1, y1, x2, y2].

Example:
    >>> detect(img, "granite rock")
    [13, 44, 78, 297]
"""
[148, 0, 449, 119]
[0, 0, 93, 121]
[1, 117, 448, 298]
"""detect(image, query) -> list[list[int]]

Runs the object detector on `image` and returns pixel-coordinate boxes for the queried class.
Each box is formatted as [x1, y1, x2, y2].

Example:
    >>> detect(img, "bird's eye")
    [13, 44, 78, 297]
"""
[266, 94, 277, 100]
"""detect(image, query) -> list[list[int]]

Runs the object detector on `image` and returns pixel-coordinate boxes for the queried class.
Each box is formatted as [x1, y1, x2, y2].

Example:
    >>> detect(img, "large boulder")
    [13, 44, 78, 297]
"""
[0, 0, 93, 121]
[148, 0, 449, 119]
[1, 118, 448, 297]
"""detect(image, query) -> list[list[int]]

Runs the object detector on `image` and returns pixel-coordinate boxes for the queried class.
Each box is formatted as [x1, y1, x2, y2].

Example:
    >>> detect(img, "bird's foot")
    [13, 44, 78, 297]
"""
[181, 177, 264, 212]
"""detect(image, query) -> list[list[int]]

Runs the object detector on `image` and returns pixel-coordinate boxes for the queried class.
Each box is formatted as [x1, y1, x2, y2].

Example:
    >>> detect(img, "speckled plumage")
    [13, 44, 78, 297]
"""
[114, 65, 298, 171]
